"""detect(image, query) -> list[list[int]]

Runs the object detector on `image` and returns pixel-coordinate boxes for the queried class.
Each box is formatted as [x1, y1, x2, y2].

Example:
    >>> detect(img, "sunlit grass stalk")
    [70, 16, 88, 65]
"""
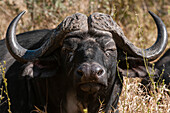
[123, 53, 129, 113]
[135, 12, 156, 90]
[0, 61, 11, 113]
[135, 12, 161, 112]
[0, 62, 4, 103]
[117, 56, 130, 113]
[0, 85, 3, 103]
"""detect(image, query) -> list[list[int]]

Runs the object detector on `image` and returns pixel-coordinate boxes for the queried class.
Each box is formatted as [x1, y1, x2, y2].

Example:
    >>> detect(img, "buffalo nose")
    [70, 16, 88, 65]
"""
[76, 63, 105, 79]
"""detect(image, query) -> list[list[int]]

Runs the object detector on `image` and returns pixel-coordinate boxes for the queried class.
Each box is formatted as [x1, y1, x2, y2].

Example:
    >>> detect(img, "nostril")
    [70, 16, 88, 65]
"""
[77, 70, 84, 77]
[97, 69, 104, 76]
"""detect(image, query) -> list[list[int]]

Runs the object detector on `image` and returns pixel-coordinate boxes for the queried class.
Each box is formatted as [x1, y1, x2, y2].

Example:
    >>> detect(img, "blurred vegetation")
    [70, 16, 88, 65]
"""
[0, 0, 170, 113]
[0, 0, 169, 48]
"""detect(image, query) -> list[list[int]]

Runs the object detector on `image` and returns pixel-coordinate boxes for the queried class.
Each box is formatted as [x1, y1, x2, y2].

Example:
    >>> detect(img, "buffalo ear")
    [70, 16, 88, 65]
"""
[117, 57, 159, 78]
[21, 59, 58, 78]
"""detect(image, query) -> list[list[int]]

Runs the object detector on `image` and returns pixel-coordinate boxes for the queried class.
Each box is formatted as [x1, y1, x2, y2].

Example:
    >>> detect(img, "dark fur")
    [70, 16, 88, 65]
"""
[155, 49, 170, 86]
[0, 29, 159, 113]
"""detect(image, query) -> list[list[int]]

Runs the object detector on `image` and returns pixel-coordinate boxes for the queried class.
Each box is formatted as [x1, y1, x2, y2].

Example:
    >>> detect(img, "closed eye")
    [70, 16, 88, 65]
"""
[62, 47, 74, 53]
[105, 47, 116, 57]
[61, 47, 75, 62]
[105, 48, 116, 52]
[105, 47, 116, 52]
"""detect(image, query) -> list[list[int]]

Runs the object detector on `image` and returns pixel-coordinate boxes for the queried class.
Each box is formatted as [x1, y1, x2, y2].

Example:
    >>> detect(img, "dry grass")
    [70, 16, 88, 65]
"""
[0, 0, 170, 113]
[119, 77, 170, 113]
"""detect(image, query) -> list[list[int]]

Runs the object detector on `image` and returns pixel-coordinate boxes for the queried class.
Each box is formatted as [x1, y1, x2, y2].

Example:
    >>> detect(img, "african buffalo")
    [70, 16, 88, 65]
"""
[0, 11, 168, 113]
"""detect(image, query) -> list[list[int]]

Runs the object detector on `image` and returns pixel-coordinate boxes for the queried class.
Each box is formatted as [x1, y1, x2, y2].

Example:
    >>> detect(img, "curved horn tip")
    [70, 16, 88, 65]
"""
[148, 11, 159, 19]
[10, 11, 26, 25]
[21, 10, 26, 13]
[13, 11, 26, 20]
[18, 11, 26, 17]
[148, 10, 154, 15]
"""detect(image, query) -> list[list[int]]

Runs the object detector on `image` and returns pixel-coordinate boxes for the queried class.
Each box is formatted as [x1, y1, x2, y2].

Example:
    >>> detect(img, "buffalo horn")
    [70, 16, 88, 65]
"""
[6, 11, 58, 62]
[114, 11, 168, 61]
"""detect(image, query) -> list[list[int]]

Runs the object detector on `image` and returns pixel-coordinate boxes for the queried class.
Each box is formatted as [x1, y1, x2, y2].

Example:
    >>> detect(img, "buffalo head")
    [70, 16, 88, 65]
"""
[5, 11, 167, 112]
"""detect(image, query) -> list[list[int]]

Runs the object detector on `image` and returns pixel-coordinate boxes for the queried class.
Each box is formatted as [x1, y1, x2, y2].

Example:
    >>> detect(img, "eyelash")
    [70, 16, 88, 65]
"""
[106, 49, 115, 52]
[105, 48, 116, 57]
[62, 47, 74, 52]
[62, 48, 75, 62]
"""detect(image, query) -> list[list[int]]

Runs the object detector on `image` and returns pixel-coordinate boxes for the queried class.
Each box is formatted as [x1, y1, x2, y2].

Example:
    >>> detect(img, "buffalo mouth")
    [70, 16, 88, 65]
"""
[78, 82, 106, 93]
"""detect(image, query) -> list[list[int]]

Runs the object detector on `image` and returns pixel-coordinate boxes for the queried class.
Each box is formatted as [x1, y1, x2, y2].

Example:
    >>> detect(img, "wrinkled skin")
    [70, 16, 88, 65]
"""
[0, 30, 121, 113]
[59, 31, 119, 112]
[0, 11, 168, 113]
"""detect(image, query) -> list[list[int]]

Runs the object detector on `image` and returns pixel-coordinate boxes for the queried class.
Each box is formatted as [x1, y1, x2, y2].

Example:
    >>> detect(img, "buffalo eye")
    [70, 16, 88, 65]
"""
[62, 47, 74, 53]
[61, 47, 74, 62]
[105, 48, 116, 57]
